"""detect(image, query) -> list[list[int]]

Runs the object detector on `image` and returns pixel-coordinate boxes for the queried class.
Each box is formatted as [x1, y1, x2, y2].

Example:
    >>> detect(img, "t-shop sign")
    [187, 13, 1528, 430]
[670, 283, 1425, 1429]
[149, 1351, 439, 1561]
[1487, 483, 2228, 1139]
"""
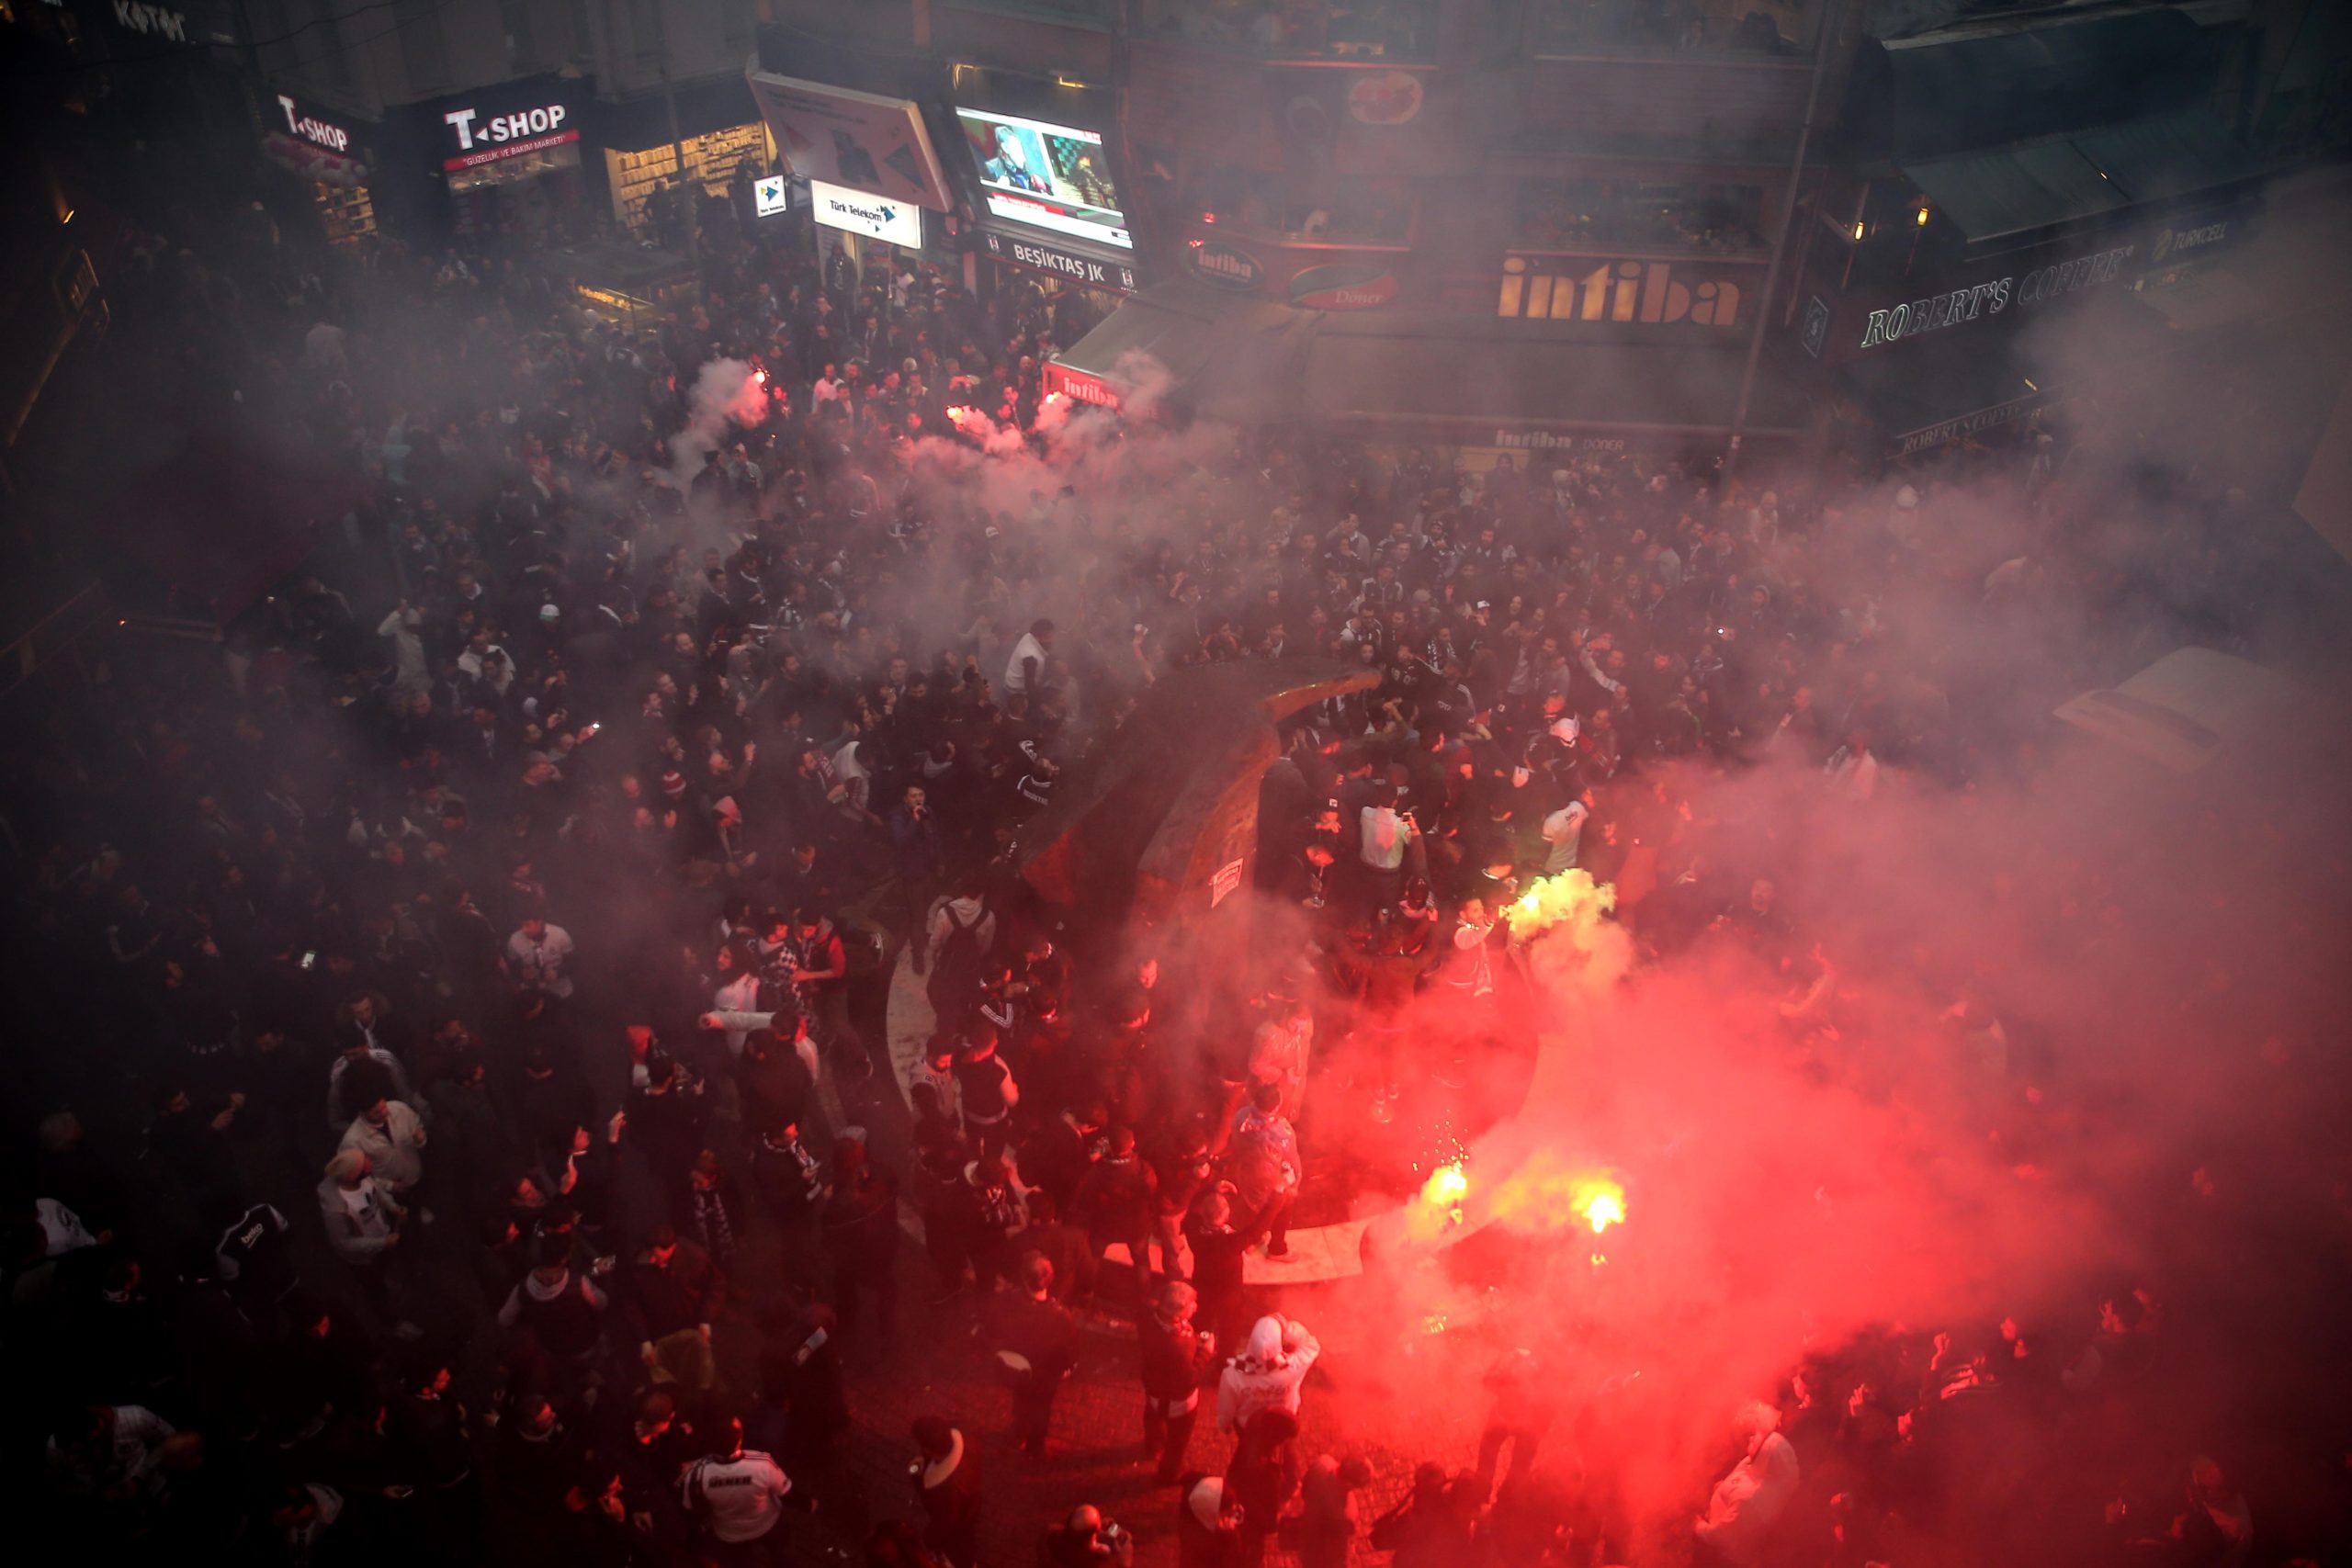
[276, 93, 353, 154]
[440, 102, 577, 171]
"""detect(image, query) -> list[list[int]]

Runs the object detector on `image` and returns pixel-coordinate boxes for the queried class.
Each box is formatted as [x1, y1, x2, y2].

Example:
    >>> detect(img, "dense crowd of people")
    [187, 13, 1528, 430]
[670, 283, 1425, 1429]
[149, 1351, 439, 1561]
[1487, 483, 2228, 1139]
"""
[0, 136, 2315, 1568]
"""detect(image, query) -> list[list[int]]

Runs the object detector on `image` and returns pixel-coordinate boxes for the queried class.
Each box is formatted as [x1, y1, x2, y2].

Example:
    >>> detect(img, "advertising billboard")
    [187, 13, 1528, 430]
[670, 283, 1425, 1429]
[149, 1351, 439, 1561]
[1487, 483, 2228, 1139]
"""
[956, 107, 1132, 251]
[810, 180, 922, 247]
[746, 72, 954, 212]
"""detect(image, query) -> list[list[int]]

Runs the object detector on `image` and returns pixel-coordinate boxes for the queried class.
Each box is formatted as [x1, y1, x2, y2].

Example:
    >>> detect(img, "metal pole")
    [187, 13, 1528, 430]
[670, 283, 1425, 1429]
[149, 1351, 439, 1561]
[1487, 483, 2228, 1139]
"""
[655, 4, 700, 267]
[1722, 0, 1843, 490]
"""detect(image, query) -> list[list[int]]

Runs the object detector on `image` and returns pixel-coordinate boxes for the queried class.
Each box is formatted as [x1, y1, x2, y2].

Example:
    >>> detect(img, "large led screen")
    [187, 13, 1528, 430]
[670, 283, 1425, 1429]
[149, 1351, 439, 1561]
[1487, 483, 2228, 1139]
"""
[956, 107, 1132, 251]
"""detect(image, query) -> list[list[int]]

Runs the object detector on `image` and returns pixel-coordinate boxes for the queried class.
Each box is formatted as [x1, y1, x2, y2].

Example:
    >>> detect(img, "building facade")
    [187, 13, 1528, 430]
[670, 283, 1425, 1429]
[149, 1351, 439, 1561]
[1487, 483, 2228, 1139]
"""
[742, 0, 1864, 459]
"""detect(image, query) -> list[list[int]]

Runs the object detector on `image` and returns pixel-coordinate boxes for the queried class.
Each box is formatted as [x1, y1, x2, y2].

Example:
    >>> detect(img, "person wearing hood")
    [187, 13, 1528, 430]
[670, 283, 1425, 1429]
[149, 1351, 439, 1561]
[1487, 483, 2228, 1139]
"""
[1693, 1400, 1800, 1565]
[1216, 1314, 1321, 1436]
[1176, 1473, 1246, 1567]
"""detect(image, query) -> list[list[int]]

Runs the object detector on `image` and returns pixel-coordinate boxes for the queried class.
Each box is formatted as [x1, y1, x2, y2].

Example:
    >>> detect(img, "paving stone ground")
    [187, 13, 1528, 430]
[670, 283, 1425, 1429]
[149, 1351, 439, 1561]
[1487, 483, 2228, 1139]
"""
[741, 1243, 1499, 1567]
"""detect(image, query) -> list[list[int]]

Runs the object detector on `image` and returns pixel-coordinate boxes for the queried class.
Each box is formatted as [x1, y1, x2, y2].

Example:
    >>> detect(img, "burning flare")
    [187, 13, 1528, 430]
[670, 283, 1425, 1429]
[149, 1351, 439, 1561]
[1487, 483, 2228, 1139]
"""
[1580, 1182, 1627, 1234]
[1505, 868, 1617, 941]
[1406, 1161, 1471, 1243]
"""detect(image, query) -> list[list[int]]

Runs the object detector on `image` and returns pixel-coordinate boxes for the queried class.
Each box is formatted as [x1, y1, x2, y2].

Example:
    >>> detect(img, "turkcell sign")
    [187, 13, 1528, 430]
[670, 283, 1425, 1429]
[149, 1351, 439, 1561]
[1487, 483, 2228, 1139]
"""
[810, 180, 922, 247]
[982, 230, 1137, 293]
[440, 102, 576, 170]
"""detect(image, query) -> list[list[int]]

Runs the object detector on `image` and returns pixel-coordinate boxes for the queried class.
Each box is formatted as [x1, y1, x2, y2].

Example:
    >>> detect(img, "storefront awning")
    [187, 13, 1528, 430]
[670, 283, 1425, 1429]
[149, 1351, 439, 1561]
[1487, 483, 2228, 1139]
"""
[1865, 8, 2216, 160]
[1046, 282, 1313, 422]
[1838, 332, 2056, 455]
[1303, 330, 1811, 440]
[1902, 141, 2128, 243]
[1901, 111, 2264, 243]
[2069, 109, 2267, 203]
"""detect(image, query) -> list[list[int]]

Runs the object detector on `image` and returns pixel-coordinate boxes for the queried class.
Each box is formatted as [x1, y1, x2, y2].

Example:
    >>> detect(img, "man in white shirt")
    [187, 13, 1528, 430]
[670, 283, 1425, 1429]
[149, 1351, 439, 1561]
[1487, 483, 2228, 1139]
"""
[1003, 617, 1055, 696]
[508, 915, 576, 998]
[316, 1149, 404, 1264]
[681, 1416, 793, 1551]
[1541, 794, 1591, 874]
[339, 1093, 428, 1196]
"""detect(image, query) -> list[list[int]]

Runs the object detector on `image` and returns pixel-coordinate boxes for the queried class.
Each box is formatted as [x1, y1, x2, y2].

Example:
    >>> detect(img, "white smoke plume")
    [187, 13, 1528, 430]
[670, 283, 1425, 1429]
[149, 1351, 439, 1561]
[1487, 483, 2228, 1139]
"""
[667, 357, 768, 491]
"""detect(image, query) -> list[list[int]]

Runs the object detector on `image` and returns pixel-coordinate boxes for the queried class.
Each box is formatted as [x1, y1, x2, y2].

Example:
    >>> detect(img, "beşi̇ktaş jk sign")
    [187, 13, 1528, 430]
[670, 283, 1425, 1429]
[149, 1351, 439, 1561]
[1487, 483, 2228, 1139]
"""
[440, 102, 577, 171]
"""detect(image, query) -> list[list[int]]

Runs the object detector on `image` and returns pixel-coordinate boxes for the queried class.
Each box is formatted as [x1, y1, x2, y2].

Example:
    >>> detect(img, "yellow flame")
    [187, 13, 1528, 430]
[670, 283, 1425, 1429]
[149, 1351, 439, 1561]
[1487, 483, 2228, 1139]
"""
[1502, 868, 1617, 942]
[1405, 1161, 1470, 1244]
[1583, 1190, 1626, 1234]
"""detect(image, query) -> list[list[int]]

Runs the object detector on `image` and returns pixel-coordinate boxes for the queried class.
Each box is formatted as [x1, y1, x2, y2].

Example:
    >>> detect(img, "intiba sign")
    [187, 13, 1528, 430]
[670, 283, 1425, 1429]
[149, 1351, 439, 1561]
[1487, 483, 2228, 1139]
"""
[1499, 256, 1743, 327]
[1856, 243, 2132, 349]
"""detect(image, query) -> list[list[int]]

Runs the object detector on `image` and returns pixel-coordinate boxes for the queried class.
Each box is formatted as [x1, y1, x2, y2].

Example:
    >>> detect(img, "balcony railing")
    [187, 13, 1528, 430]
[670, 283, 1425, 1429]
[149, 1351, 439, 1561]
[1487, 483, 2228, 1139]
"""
[1133, 0, 1439, 62]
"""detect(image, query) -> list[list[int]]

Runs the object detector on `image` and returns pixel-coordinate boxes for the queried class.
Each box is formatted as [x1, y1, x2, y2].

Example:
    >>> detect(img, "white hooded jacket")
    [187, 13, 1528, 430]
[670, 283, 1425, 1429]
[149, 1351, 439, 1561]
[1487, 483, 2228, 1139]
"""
[1216, 1314, 1320, 1433]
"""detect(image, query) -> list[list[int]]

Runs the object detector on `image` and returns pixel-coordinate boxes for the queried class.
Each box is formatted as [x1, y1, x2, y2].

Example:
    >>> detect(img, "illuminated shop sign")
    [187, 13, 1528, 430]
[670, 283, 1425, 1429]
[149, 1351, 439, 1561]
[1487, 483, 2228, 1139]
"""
[980, 229, 1137, 293]
[810, 180, 922, 246]
[1855, 243, 2133, 349]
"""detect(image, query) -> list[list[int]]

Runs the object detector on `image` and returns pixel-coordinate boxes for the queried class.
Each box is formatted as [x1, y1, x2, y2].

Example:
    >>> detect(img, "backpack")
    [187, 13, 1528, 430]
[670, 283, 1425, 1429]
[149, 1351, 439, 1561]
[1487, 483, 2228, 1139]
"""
[926, 900, 988, 1027]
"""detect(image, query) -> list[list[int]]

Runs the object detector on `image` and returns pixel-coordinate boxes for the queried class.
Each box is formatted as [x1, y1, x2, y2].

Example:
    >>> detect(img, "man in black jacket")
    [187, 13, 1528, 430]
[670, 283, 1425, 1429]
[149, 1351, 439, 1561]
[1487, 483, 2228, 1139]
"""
[1138, 1280, 1219, 1484]
[988, 1251, 1078, 1458]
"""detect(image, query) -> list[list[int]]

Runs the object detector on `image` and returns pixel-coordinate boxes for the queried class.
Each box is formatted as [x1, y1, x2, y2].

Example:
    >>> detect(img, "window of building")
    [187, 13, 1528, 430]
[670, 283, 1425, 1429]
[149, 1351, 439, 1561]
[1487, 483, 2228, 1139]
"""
[311, 0, 352, 85]
[397, 0, 450, 90]
[1514, 176, 1766, 254]
[1527, 0, 1824, 56]
[500, 0, 538, 72]
[1135, 0, 1436, 61]
[1182, 167, 1415, 245]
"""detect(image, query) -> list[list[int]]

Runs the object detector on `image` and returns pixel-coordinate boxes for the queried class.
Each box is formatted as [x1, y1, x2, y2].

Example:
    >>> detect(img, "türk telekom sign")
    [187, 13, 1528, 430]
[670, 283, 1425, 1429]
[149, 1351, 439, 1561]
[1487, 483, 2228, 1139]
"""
[810, 180, 922, 247]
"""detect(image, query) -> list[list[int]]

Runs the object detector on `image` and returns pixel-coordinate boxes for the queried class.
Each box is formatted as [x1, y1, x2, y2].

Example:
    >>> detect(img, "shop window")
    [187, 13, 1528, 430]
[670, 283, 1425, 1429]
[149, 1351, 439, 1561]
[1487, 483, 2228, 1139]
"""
[1182, 167, 1414, 245]
[1514, 176, 1764, 255]
[1527, 0, 1822, 56]
[1135, 0, 1435, 61]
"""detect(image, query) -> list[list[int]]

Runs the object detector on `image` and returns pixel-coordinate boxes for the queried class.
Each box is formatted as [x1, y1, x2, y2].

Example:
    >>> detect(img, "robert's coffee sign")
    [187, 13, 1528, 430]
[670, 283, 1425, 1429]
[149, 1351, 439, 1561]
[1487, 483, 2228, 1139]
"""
[1855, 243, 2132, 349]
